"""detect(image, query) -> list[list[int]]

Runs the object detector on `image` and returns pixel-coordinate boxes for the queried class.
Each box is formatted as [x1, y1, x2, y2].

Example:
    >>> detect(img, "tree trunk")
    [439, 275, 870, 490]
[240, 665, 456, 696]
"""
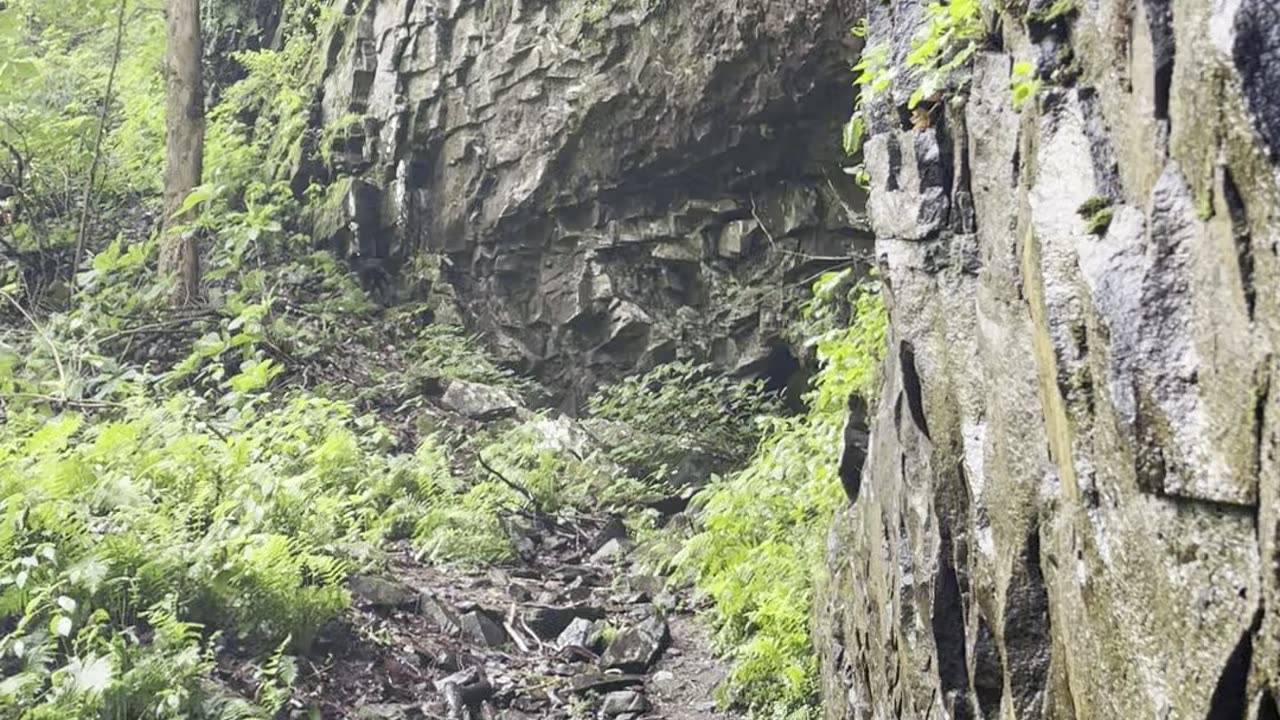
[161, 0, 204, 305]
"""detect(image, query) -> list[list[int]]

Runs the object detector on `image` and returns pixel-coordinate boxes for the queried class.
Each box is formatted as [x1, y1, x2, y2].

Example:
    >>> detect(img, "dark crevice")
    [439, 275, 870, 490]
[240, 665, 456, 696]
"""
[1254, 368, 1269, 492]
[1153, 59, 1173, 122]
[900, 341, 931, 440]
[1003, 523, 1052, 716]
[886, 135, 903, 192]
[973, 614, 1004, 719]
[838, 394, 870, 503]
[736, 344, 802, 402]
[1257, 689, 1280, 720]
[1141, 0, 1175, 122]
[1206, 609, 1263, 720]
[1221, 168, 1256, 321]
[931, 527, 972, 720]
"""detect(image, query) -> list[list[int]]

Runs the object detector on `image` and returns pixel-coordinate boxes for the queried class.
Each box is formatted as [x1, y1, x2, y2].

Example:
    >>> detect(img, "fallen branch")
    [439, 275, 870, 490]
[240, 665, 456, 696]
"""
[476, 451, 539, 508]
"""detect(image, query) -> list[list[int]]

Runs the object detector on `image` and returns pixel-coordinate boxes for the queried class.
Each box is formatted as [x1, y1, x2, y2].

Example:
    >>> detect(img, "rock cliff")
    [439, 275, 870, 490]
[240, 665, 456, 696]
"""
[306, 0, 868, 407]
[300, 0, 1280, 716]
[817, 0, 1280, 718]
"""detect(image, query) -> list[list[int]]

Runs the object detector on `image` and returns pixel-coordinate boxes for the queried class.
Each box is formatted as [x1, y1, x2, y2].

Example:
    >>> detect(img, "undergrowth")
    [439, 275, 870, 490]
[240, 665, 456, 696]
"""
[674, 270, 888, 719]
[1, 1, 890, 718]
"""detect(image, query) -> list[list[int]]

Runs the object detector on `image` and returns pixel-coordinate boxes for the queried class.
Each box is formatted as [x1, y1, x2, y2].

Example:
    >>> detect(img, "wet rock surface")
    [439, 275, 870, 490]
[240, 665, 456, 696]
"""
[306, 0, 872, 407]
[816, 0, 1280, 717]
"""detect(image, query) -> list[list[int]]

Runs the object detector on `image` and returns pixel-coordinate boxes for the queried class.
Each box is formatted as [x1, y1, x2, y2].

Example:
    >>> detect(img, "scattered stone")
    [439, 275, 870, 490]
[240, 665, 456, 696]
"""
[422, 647, 460, 672]
[460, 611, 508, 647]
[586, 620, 612, 652]
[599, 690, 649, 717]
[560, 585, 594, 603]
[419, 593, 462, 635]
[440, 380, 521, 421]
[651, 670, 678, 692]
[434, 667, 494, 704]
[568, 672, 647, 694]
[556, 617, 596, 648]
[355, 703, 418, 720]
[590, 517, 629, 553]
[599, 616, 669, 673]
[526, 604, 606, 640]
[590, 538, 634, 564]
[349, 575, 419, 611]
[610, 591, 649, 605]
[627, 573, 665, 597]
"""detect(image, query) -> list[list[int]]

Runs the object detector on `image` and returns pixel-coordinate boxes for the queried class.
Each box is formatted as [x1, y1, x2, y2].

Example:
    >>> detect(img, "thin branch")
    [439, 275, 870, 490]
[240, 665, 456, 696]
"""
[476, 451, 539, 508]
[749, 191, 778, 250]
[72, 0, 129, 286]
[11, 394, 124, 410]
[0, 138, 24, 191]
[1, 291, 66, 393]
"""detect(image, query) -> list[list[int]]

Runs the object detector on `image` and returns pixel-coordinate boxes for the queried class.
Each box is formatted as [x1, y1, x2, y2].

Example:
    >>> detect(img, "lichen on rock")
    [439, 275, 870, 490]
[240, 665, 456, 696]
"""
[815, 0, 1280, 717]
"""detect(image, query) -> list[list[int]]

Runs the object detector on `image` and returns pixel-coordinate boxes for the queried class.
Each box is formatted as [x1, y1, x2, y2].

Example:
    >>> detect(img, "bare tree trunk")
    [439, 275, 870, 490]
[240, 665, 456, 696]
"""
[161, 0, 204, 305]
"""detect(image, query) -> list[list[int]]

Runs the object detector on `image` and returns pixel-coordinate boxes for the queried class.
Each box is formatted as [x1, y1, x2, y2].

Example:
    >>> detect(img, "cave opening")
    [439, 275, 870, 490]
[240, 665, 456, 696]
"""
[737, 344, 809, 414]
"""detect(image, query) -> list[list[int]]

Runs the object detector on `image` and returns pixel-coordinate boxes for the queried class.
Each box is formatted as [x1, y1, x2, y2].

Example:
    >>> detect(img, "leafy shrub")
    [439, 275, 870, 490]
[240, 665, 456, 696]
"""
[843, 0, 985, 182]
[0, 385, 477, 716]
[674, 275, 887, 718]
[587, 361, 779, 484]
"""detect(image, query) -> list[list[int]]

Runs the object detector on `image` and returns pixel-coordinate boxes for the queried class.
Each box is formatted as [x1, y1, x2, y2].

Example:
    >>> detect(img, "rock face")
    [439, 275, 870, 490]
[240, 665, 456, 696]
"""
[817, 0, 1280, 718]
[307, 0, 870, 406]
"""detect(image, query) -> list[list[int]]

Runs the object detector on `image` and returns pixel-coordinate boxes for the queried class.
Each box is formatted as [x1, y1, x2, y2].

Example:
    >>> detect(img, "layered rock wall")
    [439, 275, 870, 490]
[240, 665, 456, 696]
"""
[307, 0, 868, 406]
[818, 0, 1280, 717]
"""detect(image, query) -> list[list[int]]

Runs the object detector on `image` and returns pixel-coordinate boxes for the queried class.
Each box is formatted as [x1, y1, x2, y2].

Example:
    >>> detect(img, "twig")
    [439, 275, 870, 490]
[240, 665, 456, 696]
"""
[749, 191, 777, 250]
[1, 291, 66, 392]
[518, 616, 545, 652]
[100, 317, 207, 345]
[12, 393, 123, 410]
[476, 452, 539, 508]
[72, 0, 128, 286]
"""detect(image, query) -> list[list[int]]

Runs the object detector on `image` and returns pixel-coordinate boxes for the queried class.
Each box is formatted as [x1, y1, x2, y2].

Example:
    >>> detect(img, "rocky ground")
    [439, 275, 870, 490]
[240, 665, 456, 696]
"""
[219, 504, 740, 720]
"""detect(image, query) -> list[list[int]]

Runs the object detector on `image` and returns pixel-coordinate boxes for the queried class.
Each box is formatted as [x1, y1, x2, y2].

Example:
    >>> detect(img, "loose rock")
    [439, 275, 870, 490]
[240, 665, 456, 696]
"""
[590, 538, 634, 564]
[599, 690, 649, 717]
[440, 380, 521, 421]
[419, 593, 462, 635]
[555, 617, 596, 649]
[460, 611, 508, 647]
[599, 616, 669, 673]
[348, 575, 419, 611]
[568, 672, 647, 695]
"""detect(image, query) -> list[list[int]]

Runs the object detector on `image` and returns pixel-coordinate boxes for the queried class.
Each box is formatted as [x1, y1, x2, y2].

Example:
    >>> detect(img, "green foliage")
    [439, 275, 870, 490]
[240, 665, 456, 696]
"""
[587, 362, 779, 484]
[1077, 196, 1114, 235]
[844, 0, 985, 184]
[1010, 60, 1041, 110]
[0, 382, 496, 716]
[0, 0, 166, 223]
[1026, 0, 1078, 24]
[674, 275, 887, 718]
[905, 0, 985, 109]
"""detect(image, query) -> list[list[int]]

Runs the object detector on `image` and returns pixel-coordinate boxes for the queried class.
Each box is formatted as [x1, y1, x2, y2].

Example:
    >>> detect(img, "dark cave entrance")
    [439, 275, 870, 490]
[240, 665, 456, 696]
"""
[737, 344, 809, 413]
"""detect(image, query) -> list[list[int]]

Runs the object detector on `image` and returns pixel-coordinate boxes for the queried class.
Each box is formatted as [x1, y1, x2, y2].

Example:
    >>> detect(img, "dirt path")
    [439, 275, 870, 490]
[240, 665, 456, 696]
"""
[251, 521, 742, 720]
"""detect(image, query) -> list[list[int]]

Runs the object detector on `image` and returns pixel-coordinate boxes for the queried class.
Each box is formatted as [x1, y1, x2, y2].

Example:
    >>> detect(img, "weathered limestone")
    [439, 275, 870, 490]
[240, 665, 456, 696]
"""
[307, 0, 871, 406]
[817, 0, 1280, 717]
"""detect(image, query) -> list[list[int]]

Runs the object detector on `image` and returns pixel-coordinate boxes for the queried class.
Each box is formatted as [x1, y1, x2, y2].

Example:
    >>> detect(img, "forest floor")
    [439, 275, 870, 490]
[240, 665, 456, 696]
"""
[220, 512, 741, 720]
